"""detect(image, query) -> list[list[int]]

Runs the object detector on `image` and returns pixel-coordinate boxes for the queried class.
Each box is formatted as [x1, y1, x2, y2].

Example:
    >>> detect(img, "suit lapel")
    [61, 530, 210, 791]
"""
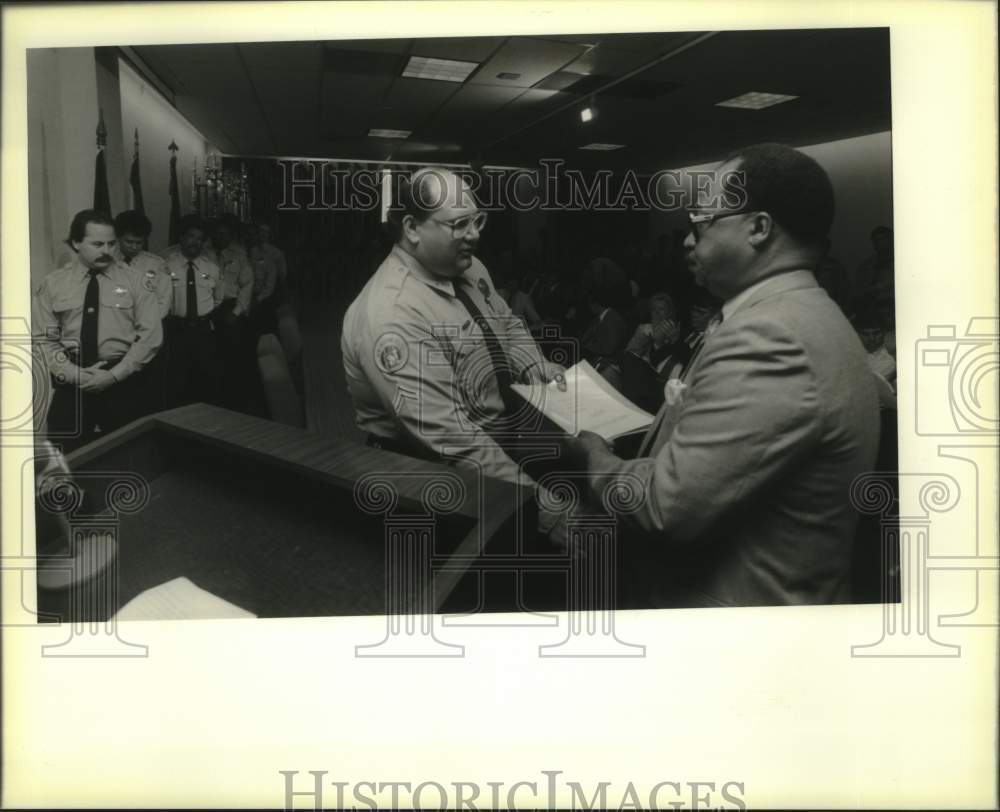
[636, 272, 818, 458]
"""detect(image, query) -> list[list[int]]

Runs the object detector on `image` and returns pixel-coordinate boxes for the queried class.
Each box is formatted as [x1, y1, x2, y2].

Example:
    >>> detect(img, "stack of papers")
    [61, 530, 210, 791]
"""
[511, 360, 655, 441]
[113, 577, 257, 621]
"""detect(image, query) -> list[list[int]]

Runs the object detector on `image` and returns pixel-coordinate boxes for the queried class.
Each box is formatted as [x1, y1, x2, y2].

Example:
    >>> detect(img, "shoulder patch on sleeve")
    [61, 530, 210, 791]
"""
[374, 331, 409, 375]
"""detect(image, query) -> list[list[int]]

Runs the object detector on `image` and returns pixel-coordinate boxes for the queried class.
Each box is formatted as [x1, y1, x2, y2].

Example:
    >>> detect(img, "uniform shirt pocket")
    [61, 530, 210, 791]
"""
[100, 289, 134, 310]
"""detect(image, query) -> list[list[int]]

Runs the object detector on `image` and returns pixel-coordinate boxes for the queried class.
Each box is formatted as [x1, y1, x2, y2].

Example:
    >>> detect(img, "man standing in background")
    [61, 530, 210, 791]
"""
[114, 209, 171, 413]
[161, 214, 224, 407]
[204, 217, 254, 408]
[33, 209, 162, 450]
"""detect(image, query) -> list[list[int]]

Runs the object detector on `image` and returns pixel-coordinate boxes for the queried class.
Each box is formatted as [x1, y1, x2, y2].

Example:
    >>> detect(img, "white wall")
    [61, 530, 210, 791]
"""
[649, 131, 895, 272]
[27, 48, 102, 282]
[118, 58, 216, 252]
[801, 132, 893, 270]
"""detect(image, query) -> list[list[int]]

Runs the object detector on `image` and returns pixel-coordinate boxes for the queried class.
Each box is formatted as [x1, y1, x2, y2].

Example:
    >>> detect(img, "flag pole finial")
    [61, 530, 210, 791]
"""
[96, 108, 107, 149]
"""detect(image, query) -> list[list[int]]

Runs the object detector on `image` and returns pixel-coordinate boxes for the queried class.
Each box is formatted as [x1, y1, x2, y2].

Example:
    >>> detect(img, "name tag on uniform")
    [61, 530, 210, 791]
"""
[114, 286, 128, 296]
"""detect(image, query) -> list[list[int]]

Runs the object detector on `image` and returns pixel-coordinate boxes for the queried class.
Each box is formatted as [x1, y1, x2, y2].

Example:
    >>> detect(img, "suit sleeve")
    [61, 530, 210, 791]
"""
[109, 276, 163, 382]
[360, 307, 534, 488]
[588, 319, 822, 543]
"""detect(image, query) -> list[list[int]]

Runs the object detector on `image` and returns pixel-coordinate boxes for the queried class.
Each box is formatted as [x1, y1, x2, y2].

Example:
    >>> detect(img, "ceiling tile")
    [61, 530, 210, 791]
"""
[469, 37, 586, 88]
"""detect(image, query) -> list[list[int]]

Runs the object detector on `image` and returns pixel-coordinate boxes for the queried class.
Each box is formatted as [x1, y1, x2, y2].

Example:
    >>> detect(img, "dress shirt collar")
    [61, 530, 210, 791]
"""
[70, 255, 108, 279]
[390, 244, 462, 297]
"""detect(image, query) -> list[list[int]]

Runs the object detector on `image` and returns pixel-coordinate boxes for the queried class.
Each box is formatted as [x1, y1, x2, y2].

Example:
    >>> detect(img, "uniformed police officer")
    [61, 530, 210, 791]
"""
[203, 218, 254, 409]
[162, 213, 224, 407]
[341, 167, 566, 537]
[33, 209, 163, 451]
[114, 209, 172, 414]
[247, 222, 283, 338]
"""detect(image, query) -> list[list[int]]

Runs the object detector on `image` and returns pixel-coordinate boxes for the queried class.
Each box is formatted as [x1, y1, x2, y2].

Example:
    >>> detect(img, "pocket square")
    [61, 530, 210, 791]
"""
[664, 378, 687, 407]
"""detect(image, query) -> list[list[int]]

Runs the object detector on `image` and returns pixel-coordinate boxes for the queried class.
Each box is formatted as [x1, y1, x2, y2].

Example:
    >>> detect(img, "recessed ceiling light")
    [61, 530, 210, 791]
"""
[368, 128, 412, 139]
[402, 55, 478, 83]
[580, 106, 595, 122]
[715, 91, 798, 110]
[579, 143, 625, 151]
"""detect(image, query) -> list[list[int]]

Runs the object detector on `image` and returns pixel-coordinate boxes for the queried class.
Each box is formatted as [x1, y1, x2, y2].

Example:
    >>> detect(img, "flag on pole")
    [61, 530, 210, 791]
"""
[168, 140, 181, 245]
[130, 128, 145, 214]
[93, 108, 111, 215]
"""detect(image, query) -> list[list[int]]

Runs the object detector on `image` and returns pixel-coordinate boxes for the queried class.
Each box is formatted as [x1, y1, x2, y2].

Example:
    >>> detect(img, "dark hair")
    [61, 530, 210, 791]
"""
[66, 209, 114, 247]
[723, 143, 834, 248]
[385, 167, 467, 242]
[113, 210, 152, 239]
[177, 213, 206, 236]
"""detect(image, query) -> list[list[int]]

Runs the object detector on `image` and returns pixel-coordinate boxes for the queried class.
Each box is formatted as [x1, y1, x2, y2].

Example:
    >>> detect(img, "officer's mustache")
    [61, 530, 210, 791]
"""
[97, 255, 113, 263]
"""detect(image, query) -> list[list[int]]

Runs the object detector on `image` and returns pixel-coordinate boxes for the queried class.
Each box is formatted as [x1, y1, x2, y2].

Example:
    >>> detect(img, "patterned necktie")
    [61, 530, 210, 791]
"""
[453, 278, 515, 408]
[186, 260, 198, 320]
[80, 269, 101, 367]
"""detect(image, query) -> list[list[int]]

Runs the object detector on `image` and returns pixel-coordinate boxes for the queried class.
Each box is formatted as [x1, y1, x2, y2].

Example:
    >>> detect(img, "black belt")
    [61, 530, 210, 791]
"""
[166, 314, 213, 328]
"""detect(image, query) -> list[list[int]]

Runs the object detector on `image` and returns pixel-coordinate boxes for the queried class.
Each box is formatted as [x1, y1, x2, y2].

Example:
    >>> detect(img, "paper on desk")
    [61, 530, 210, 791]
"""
[510, 360, 655, 441]
[113, 577, 257, 621]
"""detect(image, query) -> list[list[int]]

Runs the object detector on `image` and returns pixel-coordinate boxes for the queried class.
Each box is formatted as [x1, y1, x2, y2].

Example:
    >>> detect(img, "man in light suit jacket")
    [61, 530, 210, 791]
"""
[562, 143, 880, 607]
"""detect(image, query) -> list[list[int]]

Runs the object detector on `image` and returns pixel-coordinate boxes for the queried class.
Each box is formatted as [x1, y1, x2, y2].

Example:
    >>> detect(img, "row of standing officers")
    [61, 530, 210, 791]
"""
[32, 208, 287, 451]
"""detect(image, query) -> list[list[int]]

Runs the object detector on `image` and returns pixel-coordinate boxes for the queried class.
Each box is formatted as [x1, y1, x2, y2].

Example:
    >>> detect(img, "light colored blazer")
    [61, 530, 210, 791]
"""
[590, 271, 880, 607]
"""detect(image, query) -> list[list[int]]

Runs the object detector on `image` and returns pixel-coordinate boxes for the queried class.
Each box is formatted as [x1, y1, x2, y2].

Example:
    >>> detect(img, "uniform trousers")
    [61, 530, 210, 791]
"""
[46, 362, 146, 452]
[164, 316, 221, 408]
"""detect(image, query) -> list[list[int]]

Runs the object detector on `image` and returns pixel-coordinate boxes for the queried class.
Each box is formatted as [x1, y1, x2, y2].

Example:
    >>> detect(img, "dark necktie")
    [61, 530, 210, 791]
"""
[680, 310, 723, 381]
[80, 269, 101, 367]
[453, 279, 515, 408]
[186, 260, 198, 320]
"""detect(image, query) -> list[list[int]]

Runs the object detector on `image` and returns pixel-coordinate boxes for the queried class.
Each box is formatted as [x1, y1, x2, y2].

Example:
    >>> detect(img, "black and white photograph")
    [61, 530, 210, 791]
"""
[2, 1, 996, 809]
[27, 27, 899, 620]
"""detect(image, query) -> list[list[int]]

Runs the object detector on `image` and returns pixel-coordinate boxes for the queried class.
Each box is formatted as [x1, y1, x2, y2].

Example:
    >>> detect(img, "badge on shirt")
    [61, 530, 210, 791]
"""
[477, 278, 497, 313]
[374, 331, 408, 375]
[143, 270, 157, 292]
[114, 286, 128, 296]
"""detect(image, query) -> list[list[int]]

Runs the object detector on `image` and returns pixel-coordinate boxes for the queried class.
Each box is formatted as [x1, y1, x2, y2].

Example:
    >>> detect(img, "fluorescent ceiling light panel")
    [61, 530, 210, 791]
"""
[715, 91, 798, 110]
[579, 143, 625, 151]
[580, 106, 595, 122]
[368, 128, 412, 138]
[402, 56, 478, 82]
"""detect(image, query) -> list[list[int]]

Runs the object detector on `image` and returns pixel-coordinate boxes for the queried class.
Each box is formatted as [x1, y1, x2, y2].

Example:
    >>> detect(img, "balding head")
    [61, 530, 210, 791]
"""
[388, 167, 484, 278]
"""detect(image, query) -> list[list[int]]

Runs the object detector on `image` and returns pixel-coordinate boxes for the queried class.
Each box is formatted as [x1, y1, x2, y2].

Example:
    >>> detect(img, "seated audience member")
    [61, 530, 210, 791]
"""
[579, 285, 629, 387]
[853, 307, 897, 409]
[495, 271, 543, 332]
[623, 291, 680, 368]
[33, 209, 162, 451]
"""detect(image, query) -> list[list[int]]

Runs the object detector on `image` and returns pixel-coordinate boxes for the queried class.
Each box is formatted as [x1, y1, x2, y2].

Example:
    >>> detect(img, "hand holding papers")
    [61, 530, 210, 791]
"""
[511, 360, 654, 441]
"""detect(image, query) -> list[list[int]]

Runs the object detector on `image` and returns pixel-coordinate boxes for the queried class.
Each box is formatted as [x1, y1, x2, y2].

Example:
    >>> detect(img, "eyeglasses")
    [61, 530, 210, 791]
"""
[431, 211, 488, 239]
[686, 208, 752, 242]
